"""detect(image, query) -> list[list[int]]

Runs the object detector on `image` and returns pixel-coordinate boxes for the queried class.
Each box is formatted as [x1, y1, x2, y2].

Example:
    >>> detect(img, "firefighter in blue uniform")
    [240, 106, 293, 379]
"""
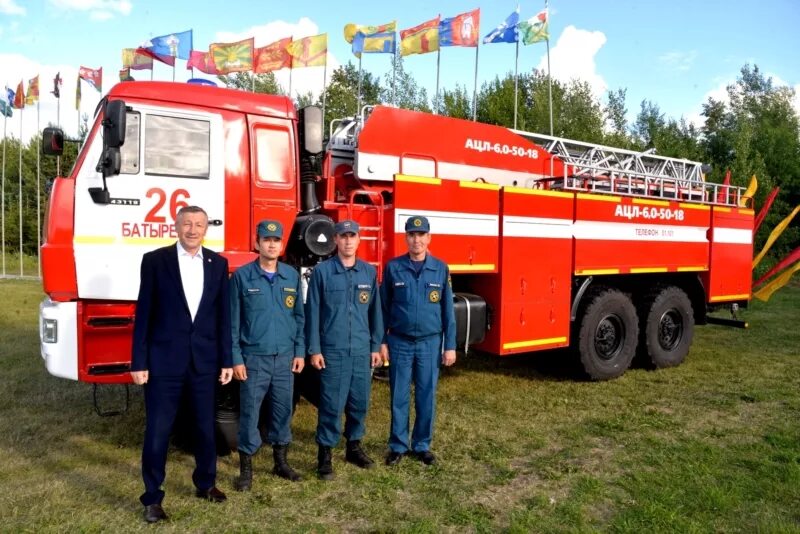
[230, 220, 305, 490]
[380, 215, 457, 466]
[305, 220, 384, 480]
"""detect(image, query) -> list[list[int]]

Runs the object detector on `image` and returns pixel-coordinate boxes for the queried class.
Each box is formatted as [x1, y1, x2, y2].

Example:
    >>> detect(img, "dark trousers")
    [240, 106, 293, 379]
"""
[140, 368, 217, 506]
[315, 350, 372, 447]
[238, 353, 294, 454]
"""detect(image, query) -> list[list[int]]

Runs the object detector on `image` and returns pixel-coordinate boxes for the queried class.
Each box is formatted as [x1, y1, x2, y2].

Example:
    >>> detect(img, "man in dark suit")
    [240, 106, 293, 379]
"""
[131, 205, 233, 524]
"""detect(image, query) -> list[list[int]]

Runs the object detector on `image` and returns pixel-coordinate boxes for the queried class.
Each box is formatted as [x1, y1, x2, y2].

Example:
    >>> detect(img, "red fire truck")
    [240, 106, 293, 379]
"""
[39, 81, 753, 393]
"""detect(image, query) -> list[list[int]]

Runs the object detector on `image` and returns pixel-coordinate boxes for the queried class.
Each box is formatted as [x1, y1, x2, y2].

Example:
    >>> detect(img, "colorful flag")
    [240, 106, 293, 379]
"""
[51, 72, 62, 98]
[135, 46, 175, 67]
[25, 75, 39, 105]
[210, 38, 254, 74]
[754, 186, 780, 235]
[255, 38, 292, 73]
[143, 29, 193, 60]
[79, 66, 102, 93]
[518, 9, 549, 44]
[352, 31, 396, 57]
[753, 260, 800, 302]
[75, 75, 81, 111]
[6, 86, 15, 110]
[287, 34, 328, 68]
[0, 99, 11, 118]
[187, 50, 219, 74]
[439, 9, 480, 47]
[400, 17, 440, 57]
[119, 68, 135, 81]
[754, 245, 800, 288]
[122, 48, 154, 70]
[740, 174, 758, 208]
[483, 7, 519, 44]
[344, 21, 396, 43]
[753, 204, 800, 268]
[13, 80, 24, 109]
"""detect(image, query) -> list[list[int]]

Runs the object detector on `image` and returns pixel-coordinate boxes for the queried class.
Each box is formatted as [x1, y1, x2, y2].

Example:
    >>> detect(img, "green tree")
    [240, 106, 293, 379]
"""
[604, 88, 631, 148]
[440, 84, 472, 120]
[320, 62, 382, 121]
[381, 55, 430, 112]
[218, 72, 282, 95]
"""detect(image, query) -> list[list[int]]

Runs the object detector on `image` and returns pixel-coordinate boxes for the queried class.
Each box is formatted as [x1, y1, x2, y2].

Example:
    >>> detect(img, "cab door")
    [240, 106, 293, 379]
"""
[72, 103, 226, 301]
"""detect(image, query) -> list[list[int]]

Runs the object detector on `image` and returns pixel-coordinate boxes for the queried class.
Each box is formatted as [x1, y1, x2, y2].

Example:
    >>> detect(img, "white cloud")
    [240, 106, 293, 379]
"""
[658, 50, 698, 72]
[1, 54, 102, 146]
[214, 17, 340, 100]
[0, 0, 25, 15]
[535, 25, 607, 98]
[48, 0, 132, 19]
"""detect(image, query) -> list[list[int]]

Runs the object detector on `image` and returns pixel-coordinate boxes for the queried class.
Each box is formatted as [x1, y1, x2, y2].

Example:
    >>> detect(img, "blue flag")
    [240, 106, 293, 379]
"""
[0, 99, 11, 118]
[483, 8, 519, 44]
[144, 29, 193, 60]
[352, 31, 396, 56]
[6, 87, 15, 111]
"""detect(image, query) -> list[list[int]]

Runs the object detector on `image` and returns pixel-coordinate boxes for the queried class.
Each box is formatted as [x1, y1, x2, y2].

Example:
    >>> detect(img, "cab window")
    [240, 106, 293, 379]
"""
[254, 125, 291, 186]
[145, 115, 210, 179]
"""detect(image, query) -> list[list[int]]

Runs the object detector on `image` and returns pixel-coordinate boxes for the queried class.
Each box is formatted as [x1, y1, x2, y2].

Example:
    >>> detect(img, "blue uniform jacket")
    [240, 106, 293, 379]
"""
[380, 253, 457, 350]
[230, 260, 305, 365]
[305, 256, 383, 355]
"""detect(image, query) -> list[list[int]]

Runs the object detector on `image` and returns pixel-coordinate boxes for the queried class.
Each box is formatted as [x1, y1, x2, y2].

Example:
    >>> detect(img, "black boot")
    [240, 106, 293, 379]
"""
[235, 451, 252, 491]
[317, 445, 334, 481]
[272, 445, 301, 482]
[345, 440, 375, 469]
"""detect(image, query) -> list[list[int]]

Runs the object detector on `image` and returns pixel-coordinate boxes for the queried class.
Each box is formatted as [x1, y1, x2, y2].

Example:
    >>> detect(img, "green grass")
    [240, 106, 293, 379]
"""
[1, 279, 799, 532]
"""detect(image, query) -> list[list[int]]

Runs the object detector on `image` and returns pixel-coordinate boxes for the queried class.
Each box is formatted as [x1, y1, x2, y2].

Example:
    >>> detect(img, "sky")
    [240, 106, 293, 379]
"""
[1, 0, 799, 145]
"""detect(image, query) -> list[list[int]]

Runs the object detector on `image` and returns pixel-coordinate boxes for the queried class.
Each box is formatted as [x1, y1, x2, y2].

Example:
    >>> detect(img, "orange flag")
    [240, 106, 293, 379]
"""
[254, 38, 292, 73]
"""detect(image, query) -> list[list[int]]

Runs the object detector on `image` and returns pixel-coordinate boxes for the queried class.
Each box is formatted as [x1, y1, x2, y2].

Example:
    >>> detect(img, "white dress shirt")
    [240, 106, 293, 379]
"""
[176, 241, 205, 322]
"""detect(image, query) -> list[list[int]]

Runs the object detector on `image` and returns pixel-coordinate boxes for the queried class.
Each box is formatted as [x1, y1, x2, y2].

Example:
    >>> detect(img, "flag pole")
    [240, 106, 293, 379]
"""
[251, 73, 255, 93]
[18, 107, 23, 276]
[56, 83, 61, 176]
[472, 44, 479, 121]
[513, 38, 519, 130]
[289, 67, 293, 99]
[322, 59, 328, 130]
[435, 47, 441, 114]
[546, 0, 553, 136]
[357, 55, 362, 117]
[391, 51, 396, 106]
[36, 99, 41, 277]
[1, 111, 6, 276]
[172, 62, 176, 82]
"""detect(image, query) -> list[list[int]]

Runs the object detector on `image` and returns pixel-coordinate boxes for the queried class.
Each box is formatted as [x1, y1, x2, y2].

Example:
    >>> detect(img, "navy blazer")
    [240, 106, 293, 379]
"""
[131, 243, 233, 376]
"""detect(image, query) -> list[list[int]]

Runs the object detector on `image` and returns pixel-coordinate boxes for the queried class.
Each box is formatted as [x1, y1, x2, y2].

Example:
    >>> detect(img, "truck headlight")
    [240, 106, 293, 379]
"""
[42, 318, 58, 343]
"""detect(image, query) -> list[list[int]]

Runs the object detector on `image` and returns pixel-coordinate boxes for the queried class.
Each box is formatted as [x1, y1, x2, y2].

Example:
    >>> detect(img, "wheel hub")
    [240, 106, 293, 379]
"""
[594, 314, 625, 360]
[658, 309, 683, 351]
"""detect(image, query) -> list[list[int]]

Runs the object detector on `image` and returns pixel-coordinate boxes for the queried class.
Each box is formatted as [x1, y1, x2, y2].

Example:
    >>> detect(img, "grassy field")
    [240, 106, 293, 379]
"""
[1, 279, 799, 533]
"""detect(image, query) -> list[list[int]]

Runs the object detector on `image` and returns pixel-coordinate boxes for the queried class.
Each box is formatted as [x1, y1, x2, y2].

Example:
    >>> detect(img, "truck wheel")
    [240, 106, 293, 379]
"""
[577, 288, 639, 380]
[640, 286, 694, 368]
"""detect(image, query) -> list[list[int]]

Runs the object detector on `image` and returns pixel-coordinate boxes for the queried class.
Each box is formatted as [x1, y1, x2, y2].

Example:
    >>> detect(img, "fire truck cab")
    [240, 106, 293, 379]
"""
[39, 81, 753, 387]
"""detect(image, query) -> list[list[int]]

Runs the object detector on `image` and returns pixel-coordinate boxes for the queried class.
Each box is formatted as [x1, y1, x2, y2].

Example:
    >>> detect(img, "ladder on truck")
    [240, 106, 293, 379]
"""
[511, 129, 746, 207]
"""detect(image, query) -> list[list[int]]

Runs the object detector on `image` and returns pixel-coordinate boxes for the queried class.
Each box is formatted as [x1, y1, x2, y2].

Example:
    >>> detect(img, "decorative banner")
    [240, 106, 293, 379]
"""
[754, 246, 800, 288]
[0, 99, 11, 118]
[210, 37, 255, 74]
[25, 75, 39, 105]
[439, 9, 480, 47]
[255, 37, 292, 73]
[752, 204, 800, 268]
[143, 29, 193, 60]
[13, 80, 24, 108]
[6, 86, 16, 112]
[344, 21, 396, 43]
[352, 31, 396, 57]
[287, 34, 327, 68]
[122, 48, 154, 70]
[519, 10, 549, 45]
[753, 260, 800, 301]
[187, 50, 219, 75]
[754, 186, 780, 236]
[740, 174, 758, 207]
[78, 66, 102, 93]
[400, 17, 440, 57]
[483, 7, 519, 44]
[135, 46, 175, 67]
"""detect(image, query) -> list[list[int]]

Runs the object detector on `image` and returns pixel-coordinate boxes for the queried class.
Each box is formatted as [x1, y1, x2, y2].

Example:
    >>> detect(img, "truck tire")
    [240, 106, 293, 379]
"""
[577, 288, 639, 380]
[639, 286, 694, 368]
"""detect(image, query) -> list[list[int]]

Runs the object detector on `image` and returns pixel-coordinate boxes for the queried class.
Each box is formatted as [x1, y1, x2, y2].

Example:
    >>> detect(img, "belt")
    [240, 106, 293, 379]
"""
[389, 331, 442, 343]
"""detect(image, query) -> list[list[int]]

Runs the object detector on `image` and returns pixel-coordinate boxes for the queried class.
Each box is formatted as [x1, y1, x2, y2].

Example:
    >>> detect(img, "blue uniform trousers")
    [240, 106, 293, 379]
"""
[238, 353, 294, 454]
[387, 334, 441, 454]
[316, 350, 372, 447]
[141, 368, 216, 506]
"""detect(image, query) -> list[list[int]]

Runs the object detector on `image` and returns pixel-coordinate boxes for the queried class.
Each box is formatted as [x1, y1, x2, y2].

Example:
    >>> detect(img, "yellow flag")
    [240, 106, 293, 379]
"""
[344, 21, 396, 43]
[753, 260, 800, 301]
[739, 174, 757, 207]
[752, 204, 800, 268]
[288, 34, 327, 68]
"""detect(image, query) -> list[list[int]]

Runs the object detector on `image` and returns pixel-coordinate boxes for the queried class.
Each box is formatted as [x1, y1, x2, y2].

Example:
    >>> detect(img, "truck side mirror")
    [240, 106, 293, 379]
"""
[103, 100, 126, 148]
[299, 106, 323, 154]
[42, 127, 64, 156]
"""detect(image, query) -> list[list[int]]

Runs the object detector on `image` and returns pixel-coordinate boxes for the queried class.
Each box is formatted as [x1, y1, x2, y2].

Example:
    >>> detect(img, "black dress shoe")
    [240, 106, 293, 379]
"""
[143, 504, 167, 523]
[385, 451, 405, 466]
[414, 450, 437, 465]
[195, 486, 227, 503]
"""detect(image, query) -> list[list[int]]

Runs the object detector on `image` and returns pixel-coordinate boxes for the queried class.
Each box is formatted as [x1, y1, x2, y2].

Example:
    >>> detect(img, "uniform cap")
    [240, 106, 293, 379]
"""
[257, 219, 283, 239]
[334, 219, 360, 235]
[404, 215, 430, 233]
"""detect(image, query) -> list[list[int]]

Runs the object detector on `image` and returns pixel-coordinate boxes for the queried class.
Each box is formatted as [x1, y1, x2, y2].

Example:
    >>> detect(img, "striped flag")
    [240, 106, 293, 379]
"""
[210, 38, 255, 74]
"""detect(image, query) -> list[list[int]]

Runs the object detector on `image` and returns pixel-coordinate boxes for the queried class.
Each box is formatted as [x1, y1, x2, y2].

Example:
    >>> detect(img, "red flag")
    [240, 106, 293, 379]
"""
[439, 9, 481, 47]
[187, 50, 219, 74]
[254, 38, 292, 73]
[754, 246, 800, 288]
[78, 66, 102, 92]
[716, 169, 732, 204]
[13, 80, 24, 108]
[754, 186, 780, 236]
[135, 46, 176, 67]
